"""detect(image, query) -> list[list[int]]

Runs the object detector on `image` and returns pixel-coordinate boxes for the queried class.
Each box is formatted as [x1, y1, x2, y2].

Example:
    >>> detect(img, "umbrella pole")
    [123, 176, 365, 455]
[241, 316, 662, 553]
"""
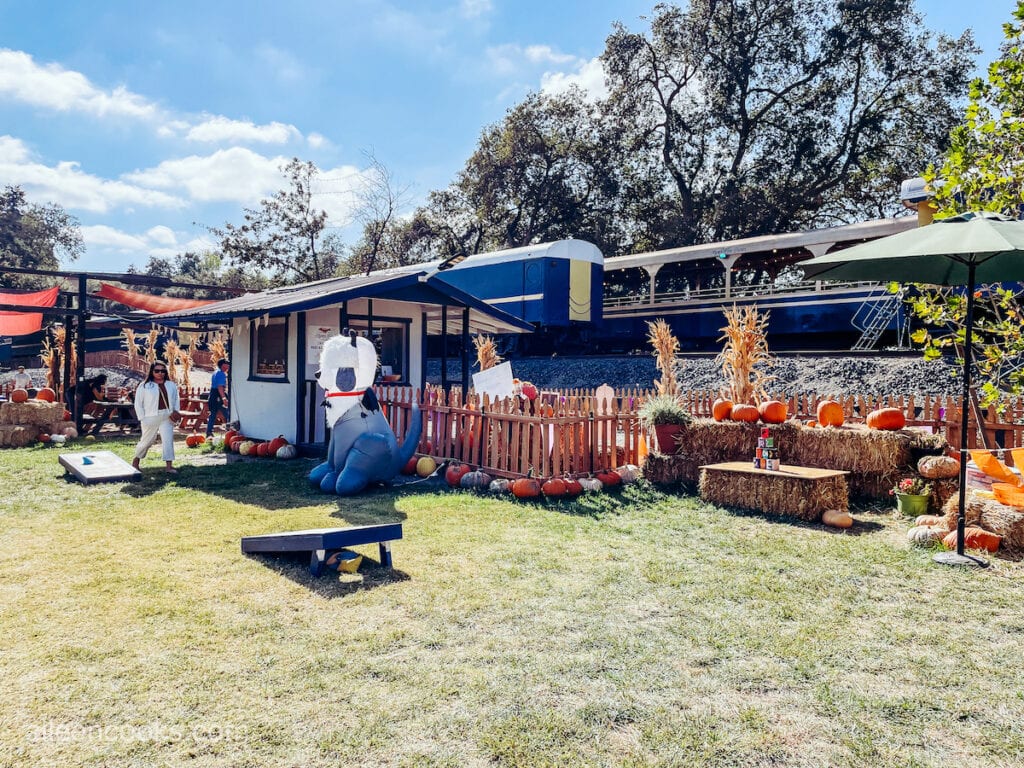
[934, 261, 988, 568]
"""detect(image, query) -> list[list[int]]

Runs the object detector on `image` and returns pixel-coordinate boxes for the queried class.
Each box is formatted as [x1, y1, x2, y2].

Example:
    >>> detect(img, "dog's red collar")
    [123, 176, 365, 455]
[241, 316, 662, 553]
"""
[325, 390, 363, 398]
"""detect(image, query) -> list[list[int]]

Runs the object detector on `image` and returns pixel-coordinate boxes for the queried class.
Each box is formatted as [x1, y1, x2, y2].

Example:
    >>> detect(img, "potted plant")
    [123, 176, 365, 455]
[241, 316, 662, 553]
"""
[638, 395, 692, 455]
[889, 476, 933, 516]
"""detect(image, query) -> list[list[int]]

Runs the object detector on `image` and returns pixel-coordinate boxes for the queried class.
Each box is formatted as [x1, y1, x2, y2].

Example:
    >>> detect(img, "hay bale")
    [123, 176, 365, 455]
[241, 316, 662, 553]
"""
[0, 400, 64, 427]
[941, 494, 1024, 557]
[0, 424, 37, 448]
[699, 463, 848, 521]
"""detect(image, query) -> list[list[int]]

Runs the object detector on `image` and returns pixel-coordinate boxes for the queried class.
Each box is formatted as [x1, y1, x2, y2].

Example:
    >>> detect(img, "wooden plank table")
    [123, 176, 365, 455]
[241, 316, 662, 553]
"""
[241, 523, 403, 576]
[698, 461, 849, 521]
[82, 401, 140, 436]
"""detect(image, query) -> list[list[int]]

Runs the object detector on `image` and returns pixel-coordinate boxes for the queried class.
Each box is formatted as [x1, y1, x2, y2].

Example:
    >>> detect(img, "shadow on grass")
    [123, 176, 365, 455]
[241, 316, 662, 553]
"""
[709, 503, 887, 536]
[244, 550, 411, 598]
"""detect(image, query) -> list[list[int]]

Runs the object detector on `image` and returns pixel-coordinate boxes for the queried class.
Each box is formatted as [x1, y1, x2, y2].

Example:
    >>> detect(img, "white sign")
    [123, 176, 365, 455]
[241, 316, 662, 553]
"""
[472, 361, 515, 400]
[307, 325, 338, 363]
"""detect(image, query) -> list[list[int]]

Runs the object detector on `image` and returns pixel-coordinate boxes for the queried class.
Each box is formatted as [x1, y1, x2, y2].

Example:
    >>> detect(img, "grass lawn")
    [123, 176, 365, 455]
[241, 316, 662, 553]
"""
[2, 436, 1023, 767]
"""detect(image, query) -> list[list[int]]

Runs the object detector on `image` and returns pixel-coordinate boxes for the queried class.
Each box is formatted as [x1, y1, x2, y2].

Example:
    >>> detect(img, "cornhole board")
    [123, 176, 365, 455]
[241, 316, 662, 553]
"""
[59, 451, 142, 484]
[241, 523, 403, 576]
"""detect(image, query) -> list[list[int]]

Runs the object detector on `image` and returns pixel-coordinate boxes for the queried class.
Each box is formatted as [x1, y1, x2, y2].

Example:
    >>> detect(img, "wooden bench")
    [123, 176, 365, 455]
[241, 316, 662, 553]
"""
[698, 461, 849, 522]
[241, 523, 403, 576]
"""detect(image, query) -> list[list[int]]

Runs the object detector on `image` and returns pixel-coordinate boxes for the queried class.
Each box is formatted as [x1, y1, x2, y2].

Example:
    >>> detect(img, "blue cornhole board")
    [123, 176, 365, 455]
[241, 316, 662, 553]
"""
[59, 450, 142, 484]
[241, 523, 403, 576]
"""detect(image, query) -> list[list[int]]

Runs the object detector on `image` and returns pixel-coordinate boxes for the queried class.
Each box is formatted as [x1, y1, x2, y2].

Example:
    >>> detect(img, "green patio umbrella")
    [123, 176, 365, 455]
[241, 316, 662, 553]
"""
[800, 211, 1024, 567]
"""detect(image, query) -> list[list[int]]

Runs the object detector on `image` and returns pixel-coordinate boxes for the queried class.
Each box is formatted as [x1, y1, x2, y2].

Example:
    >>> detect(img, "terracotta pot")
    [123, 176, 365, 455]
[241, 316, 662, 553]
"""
[652, 424, 683, 455]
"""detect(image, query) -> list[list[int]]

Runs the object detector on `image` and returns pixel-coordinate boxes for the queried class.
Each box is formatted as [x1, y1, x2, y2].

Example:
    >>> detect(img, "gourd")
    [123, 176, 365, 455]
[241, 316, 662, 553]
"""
[942, 527, 1001, 553]
[511, 474, 542, 498]
[730, 403, 760, 423]
[563, 477, 583, 496]
[268, 435, 289, 454]
[275, 444, 298, 460]
[35, 387, 56, 402]
[460, 470, 493, 490]
[10, 388, 29, 403]
[541, 477, 567, 497]
[907, 526, 945, 546]
[488, 478, 511, 494]
[917, 455, 959, 479]
[758, 400, 788, 424]
[914, 514, 947, 528]
[445, 462, 472, 488]
[578, 476, 604, 493]
[866, 407, 906, 431]
[712, 398, 733, 422]
[816, 399, 845, 428]
[596, 469, 622, 487]
[238, 440, 256, 456]
[614, 465, 641, 484]
[415, 456, 438, 477]
[822, 509, 853, 529]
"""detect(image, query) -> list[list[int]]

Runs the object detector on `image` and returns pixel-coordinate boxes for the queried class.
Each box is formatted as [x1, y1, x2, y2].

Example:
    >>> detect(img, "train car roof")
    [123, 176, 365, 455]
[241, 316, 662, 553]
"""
[603, 217, 917, 271]
[366, 239, 603, 279]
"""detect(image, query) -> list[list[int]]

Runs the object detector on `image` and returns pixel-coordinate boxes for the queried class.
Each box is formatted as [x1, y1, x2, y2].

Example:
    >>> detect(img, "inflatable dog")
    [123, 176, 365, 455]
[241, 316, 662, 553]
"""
[308, 331, 421, 495]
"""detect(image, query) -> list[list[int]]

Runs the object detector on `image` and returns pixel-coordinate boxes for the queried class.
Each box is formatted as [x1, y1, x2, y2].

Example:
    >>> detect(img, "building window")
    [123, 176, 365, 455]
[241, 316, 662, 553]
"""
[348, 321, 408, 382]
[251, 317, 288, 379]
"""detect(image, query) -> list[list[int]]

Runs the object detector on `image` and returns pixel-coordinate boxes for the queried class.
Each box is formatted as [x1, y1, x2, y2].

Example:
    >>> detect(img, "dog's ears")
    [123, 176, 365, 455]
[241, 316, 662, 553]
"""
[342, 328, 358, 347]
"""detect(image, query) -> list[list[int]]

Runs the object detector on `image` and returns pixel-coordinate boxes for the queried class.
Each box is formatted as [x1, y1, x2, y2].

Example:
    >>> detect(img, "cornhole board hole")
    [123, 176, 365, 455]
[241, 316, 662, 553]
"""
[241, 523, 403, 576]
[59, 451, 142, 484]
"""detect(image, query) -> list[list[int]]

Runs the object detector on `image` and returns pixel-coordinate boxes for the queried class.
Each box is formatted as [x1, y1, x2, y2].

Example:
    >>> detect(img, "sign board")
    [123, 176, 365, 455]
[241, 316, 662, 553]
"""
[472, 361, 515, 400]
[306, 325, 338, 364]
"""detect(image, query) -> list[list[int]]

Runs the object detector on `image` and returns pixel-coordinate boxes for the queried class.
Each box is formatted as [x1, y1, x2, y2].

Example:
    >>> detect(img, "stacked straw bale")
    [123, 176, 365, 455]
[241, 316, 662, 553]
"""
[699, 464, 848, 521]
[941, 495, 1024, 557]
[644, 418, 946, 498]
[0, 401, 69, 448]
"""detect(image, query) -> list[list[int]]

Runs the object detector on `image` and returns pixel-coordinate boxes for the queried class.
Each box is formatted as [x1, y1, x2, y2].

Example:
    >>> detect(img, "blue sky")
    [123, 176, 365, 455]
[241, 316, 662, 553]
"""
[0, 0, 1017, 274]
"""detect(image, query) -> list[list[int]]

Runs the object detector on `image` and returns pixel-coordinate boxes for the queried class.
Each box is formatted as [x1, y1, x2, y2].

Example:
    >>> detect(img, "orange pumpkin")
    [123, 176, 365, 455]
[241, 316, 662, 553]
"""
[942, 527, 1001, 553]
[712, 398, 733, 422]
[185, 433, 206, 448]
[10, 388, 29, 403]
[731, 403, 760, 423]
[256, 442, 270, 457]
[563, 477, 583, 496]
[866, 407, 906, 431]
[268, 435, 289, 454]
[35, 387, 56, 403]
[758, 400, 788, 424]
[596, 469, 622, 487]
[541, 477, 567, 497]
[401, 455, 419, 475]
[816, 399, 845, 428]
[511, 475, 542, 498]
[445, 462, 472, 488]
[38, 433, 51, 443]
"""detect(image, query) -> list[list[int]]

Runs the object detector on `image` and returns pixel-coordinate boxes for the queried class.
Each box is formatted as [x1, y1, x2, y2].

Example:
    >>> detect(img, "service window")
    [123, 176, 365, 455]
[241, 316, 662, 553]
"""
[251, 317, 288, 380]
[349, 322, 408, 382]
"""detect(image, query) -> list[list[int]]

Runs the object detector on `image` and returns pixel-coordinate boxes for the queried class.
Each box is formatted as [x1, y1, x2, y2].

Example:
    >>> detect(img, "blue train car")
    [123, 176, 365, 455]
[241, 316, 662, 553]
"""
[431, 239, 604, 331]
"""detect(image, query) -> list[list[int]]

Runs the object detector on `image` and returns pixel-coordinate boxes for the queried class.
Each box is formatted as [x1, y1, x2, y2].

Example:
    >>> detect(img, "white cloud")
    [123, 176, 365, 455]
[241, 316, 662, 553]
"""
[81, 225, 150, 251]
[124, 147, 292, 203]
[186, 116, 301, 144]
[459, 0, 493, 18]
[540, 57, 608, 101]
[0, 135, 187, 213]
[0, 48, 161, 120]
[145, 225, 177, 246]
[307, 132, 329, 149]
[486, 44, 578, 77]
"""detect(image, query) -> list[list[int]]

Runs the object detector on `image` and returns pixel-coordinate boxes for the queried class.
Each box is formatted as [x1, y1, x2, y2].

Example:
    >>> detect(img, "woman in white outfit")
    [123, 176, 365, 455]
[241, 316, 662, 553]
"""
[132, 361, 181, 473]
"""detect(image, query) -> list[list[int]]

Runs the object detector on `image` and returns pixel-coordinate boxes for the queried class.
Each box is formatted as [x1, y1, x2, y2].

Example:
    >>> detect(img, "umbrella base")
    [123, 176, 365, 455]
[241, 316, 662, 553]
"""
[933, 551, 989, 568]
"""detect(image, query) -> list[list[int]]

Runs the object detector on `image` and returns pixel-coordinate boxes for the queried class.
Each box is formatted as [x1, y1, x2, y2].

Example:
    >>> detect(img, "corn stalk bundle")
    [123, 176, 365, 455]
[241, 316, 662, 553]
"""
[163, 340, 180, 383]
[473, 334, 502, 371]
[121, 328, 139, 359]
[208, 332, 228, 367]
[143, 329, 159, 364]
[717, 305, 774, 404]
[647, 319, 680, 397]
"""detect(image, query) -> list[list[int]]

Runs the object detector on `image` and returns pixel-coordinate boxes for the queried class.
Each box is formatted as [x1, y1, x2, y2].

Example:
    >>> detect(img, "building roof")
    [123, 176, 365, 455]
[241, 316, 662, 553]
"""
[153, 270, 534, 335]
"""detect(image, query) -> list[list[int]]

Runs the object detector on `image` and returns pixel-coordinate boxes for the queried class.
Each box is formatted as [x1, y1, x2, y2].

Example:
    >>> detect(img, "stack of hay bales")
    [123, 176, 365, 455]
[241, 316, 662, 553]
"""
[644, 419, 947, 498]
[0, 401, 74, 448]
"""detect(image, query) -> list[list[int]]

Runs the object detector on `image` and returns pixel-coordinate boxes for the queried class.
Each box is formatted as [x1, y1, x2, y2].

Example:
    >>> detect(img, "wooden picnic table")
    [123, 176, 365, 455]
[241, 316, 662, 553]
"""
[82, 401, 140, 436]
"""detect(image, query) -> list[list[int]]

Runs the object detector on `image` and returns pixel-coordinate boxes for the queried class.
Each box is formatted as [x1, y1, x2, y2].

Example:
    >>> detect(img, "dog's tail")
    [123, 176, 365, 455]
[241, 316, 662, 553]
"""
[396, 402, 422, 469]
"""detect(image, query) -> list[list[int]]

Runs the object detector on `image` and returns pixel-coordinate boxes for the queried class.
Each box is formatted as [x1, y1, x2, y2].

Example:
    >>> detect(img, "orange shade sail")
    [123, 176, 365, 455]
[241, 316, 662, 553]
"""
[95, 283, 217, 314]
[0, 286, 60, 336]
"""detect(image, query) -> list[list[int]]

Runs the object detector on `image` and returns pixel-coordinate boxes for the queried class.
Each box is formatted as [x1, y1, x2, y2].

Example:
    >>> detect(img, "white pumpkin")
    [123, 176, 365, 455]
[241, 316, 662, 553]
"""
[63, 427, 78, 438]
[917, 455, 960, 480]
[907, 525, 945, 546]
[578, 476, 604, 493]
[275, 444, 298, 460]
[238, 440, 256, 456]
[614, 464, 641, 484]
[488, 478, 511, 494]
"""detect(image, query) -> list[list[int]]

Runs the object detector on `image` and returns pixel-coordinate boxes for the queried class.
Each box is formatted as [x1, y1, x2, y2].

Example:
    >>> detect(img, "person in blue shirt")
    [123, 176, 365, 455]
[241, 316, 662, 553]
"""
[206, 358, 230, 437]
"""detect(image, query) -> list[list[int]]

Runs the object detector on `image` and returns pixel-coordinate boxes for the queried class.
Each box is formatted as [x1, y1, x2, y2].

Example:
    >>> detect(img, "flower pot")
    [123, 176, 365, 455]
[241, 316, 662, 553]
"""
[895, 492, 930, 516]
[652, 424, 682, 455]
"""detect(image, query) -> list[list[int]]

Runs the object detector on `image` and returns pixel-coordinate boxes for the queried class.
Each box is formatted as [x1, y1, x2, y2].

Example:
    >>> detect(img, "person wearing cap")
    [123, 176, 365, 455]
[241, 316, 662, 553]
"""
[206, 358, 230, 438]
[13, 365, 36, 397]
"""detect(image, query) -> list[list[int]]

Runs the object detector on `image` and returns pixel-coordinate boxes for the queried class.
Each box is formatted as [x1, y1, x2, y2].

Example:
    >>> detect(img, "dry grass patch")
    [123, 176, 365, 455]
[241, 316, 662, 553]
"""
[1, 437, 1023, 766]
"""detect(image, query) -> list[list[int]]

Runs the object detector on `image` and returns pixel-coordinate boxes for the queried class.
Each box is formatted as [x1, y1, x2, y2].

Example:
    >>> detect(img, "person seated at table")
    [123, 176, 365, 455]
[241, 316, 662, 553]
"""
[13, 365, 37, 398]
[68, 374, 108, 414]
